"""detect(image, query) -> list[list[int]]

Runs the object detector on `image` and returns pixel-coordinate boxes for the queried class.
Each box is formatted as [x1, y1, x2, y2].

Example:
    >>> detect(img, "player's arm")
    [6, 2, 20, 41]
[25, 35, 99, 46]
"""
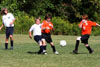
[49, 23, 54, 32]
[50, 24, 54, 32]
[0, 24, 4, 30]
[91, 21, 100, 27]
[29, 25, 34, 39]
[79, 20, 87, 28]
[96, 23, 100, 27]
[79, 22, 84, 28]
[10, 18, 16, 25]
[29, 32, 32, 39]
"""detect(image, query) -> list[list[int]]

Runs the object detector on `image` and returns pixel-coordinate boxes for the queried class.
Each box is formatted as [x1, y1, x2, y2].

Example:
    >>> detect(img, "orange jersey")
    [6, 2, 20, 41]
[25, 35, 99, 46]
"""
[79, 20, 96, 35]
[41, 20, 53, 33]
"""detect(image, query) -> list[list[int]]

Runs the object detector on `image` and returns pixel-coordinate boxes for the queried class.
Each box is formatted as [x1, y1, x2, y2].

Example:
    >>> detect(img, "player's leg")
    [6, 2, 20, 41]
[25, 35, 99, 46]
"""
[46, 34, 59, 54]
[73, 36, 81, 54]
[9, 27, 14, 49]
[5, 28, 9, 49]
[81, 34, 93, 54]
[34, 36, 44, 54]
[5, 38, 9, 49]
[50, 42, 59, 54]
[37, 40, 44, 54]
[42, 38, 47, 51]
[41, 33, 47, 54]
[10, 35, 14, 49]
[85, 44, 93, 54]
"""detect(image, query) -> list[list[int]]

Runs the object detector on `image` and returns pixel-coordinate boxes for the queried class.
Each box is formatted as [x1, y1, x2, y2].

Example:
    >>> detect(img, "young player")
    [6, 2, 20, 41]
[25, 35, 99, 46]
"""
[29, 17, 44, 54]
[41, 14, 59, 54]
[0, 8, 15, 50]
[73, 14, 100, 54]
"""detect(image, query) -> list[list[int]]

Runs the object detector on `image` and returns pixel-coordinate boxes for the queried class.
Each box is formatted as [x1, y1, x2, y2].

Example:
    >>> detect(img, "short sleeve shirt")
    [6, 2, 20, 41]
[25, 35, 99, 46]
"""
[2, 13, 15, 27]
[79, 20, 96, 35]
[41, 20, 53, 33]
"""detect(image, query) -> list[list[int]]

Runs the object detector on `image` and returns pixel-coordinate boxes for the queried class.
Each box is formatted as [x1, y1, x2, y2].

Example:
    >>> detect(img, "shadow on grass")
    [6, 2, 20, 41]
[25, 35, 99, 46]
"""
[70, 52, 88, 55]
[27, 51, 38, 54]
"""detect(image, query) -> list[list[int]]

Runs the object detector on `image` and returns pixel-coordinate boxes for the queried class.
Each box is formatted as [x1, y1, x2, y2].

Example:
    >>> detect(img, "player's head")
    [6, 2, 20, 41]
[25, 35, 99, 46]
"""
[45, 13, 52, 22]
[1, 8, 8, 15]
[35, 17, 41, 24]
[82, 14, 88, 20]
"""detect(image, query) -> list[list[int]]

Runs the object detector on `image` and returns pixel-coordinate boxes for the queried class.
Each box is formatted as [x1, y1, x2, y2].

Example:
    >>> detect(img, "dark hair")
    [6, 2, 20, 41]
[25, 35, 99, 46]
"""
[35, 17, 41, 22]
[1, 8, 8, 15]
[82, 14, 88, 20]
[45, 13, 52, 20]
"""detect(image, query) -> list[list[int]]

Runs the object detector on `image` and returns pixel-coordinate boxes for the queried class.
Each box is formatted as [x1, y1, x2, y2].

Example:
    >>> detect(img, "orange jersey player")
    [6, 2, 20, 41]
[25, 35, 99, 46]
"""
[42, 20, 54, 34]
[73, 14, 100, 54]
[41, 14, 59, 55]
[79, 20, 96, 35]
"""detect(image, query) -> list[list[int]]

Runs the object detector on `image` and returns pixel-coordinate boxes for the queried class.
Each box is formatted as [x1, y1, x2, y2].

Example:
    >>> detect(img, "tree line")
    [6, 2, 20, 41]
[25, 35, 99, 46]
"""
[0, 0, 100, 35]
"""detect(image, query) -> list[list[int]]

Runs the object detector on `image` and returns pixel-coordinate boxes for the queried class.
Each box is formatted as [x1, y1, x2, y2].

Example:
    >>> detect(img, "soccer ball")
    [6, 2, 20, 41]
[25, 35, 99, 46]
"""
[60, 40, 67, 46]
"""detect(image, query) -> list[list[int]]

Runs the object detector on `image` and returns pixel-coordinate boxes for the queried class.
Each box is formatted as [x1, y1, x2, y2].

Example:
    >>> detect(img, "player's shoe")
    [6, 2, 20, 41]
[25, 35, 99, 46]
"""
[38, 50, 43, 54]
[89, 50, 94, 54]
[54, 51, 59, 55]
[42, 50, 47, 55]
[73, 50, 78, 54]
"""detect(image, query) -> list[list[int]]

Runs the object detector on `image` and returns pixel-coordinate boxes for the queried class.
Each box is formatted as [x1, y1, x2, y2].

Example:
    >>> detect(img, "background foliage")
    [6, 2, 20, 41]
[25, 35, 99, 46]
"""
[0, 0, 100, 35]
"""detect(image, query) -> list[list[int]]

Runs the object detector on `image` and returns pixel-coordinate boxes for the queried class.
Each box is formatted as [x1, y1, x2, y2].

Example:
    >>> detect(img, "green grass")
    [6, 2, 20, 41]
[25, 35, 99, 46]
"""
[0, 34, 100, 67]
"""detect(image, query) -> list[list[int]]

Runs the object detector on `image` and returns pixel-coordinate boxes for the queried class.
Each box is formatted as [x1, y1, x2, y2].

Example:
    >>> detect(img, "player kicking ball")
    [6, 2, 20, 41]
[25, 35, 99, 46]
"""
[0, 8, 15, 50]
[73, 14, 100, 54]
[29, 17, 44, 54]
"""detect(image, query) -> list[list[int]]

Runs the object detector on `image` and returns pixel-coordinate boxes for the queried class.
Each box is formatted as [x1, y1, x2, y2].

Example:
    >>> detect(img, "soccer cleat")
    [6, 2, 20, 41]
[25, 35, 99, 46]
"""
[42, 52, 47, 55]
[38, 50, 43, 54]
[89, 50, 94, 54]
[54, 51, 59, 55]
[73, 50, 78, 54]
[44, 52, 47, 55]
[42, 50, 47, 55]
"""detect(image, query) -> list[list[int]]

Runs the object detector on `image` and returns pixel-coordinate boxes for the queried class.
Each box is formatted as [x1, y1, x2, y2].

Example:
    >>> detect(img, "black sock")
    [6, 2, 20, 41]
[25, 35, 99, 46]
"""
[5, 43, 8, 49]
[38, 46, 43, 54]
[74, 40, 79, 51]
[43, 45, 46, 50]
[40, 46, 43, 51]
[86, 46, 92, 52]
[51, 45, 56, 52]
[11, 40, 13, 47]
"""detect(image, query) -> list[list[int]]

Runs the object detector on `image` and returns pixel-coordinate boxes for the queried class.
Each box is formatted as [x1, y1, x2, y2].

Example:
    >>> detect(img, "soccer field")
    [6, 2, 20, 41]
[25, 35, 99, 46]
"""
[0, 34, 100, 67]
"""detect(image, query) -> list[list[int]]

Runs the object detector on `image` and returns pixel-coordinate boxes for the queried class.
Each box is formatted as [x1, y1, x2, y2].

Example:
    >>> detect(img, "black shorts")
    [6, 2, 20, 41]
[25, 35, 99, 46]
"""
[34, 35, 42, 43]
[6, 27, 14, 39]
[81, 34, 90, 44]
[42, 33, 52, 43]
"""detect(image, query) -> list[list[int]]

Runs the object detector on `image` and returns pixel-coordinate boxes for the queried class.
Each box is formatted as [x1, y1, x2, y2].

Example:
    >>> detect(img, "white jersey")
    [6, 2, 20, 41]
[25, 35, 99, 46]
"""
[2, 13, 15, 27]
[29, 24, 41, 36]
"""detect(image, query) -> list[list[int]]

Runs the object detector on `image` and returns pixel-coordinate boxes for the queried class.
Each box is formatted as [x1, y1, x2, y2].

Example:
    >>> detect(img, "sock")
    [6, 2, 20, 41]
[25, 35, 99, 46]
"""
[40, 46, 43, 51]
[74, 40, 79, 51]
[11, 40, 13, 48]
[43, 45, 47, 50]
[38, 46, 43, 54]
[86, 46, 92, 52]
[51, 45, 56, 52]
[5, 43, 8, 49]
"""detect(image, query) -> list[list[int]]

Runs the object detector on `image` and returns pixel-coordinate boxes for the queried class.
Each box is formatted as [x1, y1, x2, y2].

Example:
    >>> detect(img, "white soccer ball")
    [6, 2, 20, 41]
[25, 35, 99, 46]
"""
[60, 40, 67, 46]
